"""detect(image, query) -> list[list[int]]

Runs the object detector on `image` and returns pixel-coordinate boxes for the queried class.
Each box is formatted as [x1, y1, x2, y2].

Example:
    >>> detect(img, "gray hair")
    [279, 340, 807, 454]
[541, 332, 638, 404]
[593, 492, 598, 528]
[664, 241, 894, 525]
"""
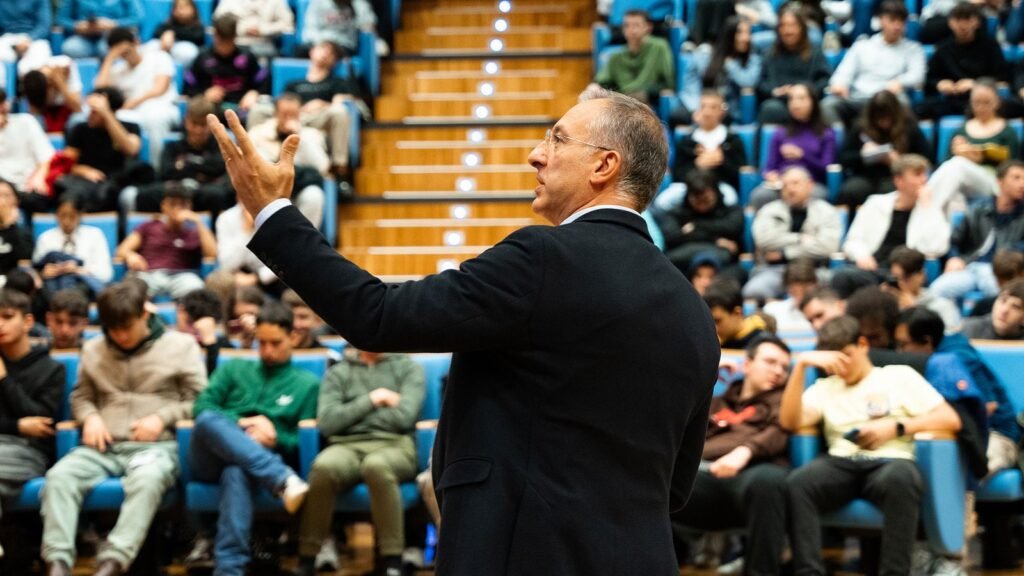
[781, 165, 813, 181]
[579, 88, 668, 210]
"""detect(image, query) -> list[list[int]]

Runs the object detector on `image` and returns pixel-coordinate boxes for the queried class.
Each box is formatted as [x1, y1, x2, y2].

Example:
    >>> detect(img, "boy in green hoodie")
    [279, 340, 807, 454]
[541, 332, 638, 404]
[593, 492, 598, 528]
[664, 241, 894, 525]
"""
[189, 301, 319, 576]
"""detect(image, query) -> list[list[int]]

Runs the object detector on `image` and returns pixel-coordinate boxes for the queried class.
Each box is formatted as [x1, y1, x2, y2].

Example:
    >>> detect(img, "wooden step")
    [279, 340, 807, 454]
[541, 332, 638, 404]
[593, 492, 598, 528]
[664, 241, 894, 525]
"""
[341, 220, 536, 248]
[355, 167, 536, 195]
[376, 93, 578, 122]
[362, 126, 546, 144]
[394, 28, 591, 54]
[341, 201, 539, 220]
[393, 70, 566, 97]
[403, 4, 590, 28]
[363, 140, 538, 167]
[385, 57, 592, 79]
[343, 247, 501, 276]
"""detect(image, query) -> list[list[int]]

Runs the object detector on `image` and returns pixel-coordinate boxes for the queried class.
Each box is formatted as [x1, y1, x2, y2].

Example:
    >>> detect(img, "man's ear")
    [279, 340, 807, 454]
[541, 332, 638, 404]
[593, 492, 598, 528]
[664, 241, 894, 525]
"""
[856, 335, 870, 349]
[590, 150, 621, 187]
[24, 313, 34, 330]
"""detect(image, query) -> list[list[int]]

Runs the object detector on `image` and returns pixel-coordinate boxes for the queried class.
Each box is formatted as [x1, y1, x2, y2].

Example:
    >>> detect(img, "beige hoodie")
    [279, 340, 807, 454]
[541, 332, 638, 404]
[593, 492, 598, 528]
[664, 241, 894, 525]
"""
[71, 330, 207, 442]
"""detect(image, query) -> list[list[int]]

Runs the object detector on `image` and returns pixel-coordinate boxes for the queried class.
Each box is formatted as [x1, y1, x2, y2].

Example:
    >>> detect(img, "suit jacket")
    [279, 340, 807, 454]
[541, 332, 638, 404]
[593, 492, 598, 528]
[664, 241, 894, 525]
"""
[249, 206, 720, 575]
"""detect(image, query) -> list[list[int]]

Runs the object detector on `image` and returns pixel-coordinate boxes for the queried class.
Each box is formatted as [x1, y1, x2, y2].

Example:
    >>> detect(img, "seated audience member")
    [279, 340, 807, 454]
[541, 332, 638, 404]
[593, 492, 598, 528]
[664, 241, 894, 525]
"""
[970, 250, 1024, 317]
[780, 315, 962, 576]
[45, 288, 90, 349]
[927, 81, 1019, 212]
[0, 87, 54, 211]
[33, 197, 113, 299]
[54, 87, 142, 212]
[841, 155, 948, 277]
[688, 256, 720, 296]
[189, 302, 318, 576]
[886, 247, 961, 331]
[281, 289, 335, 350]
[177, 288, 232, 376]
[763, 259, 817, 332]
[294, 346, 425, 576]
[799, 286, 845, 332]
[0, 289, 65, 548]
[705, 280, 770, 349]
[225, 286, 265, 349]
[896, 307, 1021, 475]
[130, 97, 231, 215]
[930, 160, 1024, 301]
[184, 14, 266, 115]
[116, 186, 217, 300]
[56, 0, 144, 59]
[961, 279, 1024, 340]
[673, 336, 791, 573]
[914, 3, 1009, 121]
[822, 1, 924, 126]
[96, 26, 181, 164]
[672, 91, 748, 198]
[21, 57, 83, 135]
[302, 0, 377, 57]
[750, 83, 834, 209]
[249, 94, 327, 228]
[40, 281, 206, 576]
[676, 17, 762, 125]
[689, 0, 776, 46]
[587, 10, 673, 106]
[756, 6, 830, 124]
[214, 204, 283, 295]
[837, 93, 932, 208]
[0, 0, 53, 75]
[249, 41, 358, 178]
[146, 0, 206, 67]
[0, 180, 33, 279]
[843, 285, 930, 375]
[746, 167, 841, 300]
[655, 170, 744, 280]
[213, 0, 294, 59]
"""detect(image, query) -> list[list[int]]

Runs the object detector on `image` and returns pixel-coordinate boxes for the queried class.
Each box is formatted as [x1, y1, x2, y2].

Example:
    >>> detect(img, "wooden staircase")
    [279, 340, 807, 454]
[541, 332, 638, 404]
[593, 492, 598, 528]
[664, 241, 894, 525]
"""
[341, 0, 595, 278]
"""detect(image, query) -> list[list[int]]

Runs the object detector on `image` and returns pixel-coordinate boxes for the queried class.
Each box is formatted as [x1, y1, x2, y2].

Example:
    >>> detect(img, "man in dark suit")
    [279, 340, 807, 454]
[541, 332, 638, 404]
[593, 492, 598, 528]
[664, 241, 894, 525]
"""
[207, 90, 721, 576]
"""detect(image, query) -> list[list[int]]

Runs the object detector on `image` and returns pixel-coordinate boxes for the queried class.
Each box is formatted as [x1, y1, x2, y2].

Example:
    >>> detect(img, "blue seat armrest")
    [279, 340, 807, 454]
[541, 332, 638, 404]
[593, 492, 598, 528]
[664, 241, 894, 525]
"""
[200, 257, 217, 278]
[790, 431, 821, 468]
[829, 253, 848, 270]
[299, 419, 321, 480]
[914, 432, 966, 555]
[592, 23, 612, 72]
[658, 92, 680, 126]
[668, 22, 688, 54]
[826, 164, 843, 203]
[924, 258, 940, 285]
[56, 420, 80, 458]
[416, 420, 438, 472]
[739, 89, 757, 125]
[343, 99, 361, 168]
[177, 420, 194, 484]
[112, 260, 126, 282]
[358, 30, 380, 96]
[280, 33, 296, 56]
[738, 253, 754, 272]
[738, 166, 760, 207]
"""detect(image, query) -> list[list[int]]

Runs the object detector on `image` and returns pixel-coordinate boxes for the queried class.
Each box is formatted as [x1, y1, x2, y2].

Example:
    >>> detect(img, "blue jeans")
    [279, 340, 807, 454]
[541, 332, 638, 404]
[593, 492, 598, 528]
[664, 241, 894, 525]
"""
[189, 411, 295, 576]
[61, 35, 107, 59]
[930, 261, 998, 301]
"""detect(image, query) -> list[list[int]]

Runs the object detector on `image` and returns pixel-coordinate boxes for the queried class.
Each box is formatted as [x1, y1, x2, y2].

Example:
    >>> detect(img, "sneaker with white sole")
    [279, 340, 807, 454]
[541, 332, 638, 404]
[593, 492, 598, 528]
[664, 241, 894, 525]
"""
[281, 474, 309, 514]
[184, 536, 213, 567]
[315, 535, 339, 572]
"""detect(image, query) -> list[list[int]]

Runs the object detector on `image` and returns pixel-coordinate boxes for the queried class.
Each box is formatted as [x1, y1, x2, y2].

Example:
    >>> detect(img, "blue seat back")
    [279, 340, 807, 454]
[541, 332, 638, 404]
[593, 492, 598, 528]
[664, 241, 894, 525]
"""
[217, 349, 331, 380]
[3, 61, 14, 100]
[412, 353, 451, 421]
[271, 58, 351, 98]
[936, 115, 965, 161]
[610, 0, 683, 25]
[973, 342, 1024, 415]
[77, 59, 100, 95]
[51, 351, 81, 422]
[759, 124, 778, 171]
[32, 212, 119, 255]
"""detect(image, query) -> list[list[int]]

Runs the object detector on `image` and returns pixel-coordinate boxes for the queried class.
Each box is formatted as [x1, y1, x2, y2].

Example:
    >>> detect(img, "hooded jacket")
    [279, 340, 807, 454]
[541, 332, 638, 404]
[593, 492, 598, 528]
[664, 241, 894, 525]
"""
[703, 378, 788, 466]
[654, 185, 745, 254]
[71, 321, 206, 441]
[0, 346, 65, 459]
[949, 198, 1024, 263]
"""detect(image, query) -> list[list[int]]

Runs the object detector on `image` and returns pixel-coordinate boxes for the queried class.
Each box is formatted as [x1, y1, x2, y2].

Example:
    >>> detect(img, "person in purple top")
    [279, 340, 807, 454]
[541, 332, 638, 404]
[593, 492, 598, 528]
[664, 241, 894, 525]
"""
[750, 82, 836, 209]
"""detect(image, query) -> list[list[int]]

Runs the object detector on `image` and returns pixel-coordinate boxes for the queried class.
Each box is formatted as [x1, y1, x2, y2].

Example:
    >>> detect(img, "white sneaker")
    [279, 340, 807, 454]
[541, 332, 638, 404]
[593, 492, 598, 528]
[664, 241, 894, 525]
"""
[281, 474, 309, 514]
[315, 535, 339, 572]
[717, 557, 744, 575]
[0, 540, 5, 558]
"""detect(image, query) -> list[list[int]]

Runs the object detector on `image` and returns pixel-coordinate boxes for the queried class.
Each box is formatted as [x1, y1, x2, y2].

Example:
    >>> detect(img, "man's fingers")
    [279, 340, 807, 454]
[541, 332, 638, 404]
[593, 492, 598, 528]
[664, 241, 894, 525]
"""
[280, 134, 301, 168]
[206, 113, 239, 162]
[225, 109, 260, 159]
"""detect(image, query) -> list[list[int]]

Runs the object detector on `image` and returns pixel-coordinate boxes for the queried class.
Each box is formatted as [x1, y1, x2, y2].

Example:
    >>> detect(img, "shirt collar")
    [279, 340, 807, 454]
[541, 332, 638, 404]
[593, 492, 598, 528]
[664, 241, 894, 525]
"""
[560, 205, 642, 225]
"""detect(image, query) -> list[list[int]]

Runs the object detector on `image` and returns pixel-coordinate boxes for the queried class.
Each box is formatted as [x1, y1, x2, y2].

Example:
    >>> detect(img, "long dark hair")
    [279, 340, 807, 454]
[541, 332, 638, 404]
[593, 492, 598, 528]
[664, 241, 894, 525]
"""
[774, 5, 812, 60]
[170, 0, 200, 25]
[785, 82, 827, 136]
[704, 17, 750, 88]
[861, 90, 910, 152]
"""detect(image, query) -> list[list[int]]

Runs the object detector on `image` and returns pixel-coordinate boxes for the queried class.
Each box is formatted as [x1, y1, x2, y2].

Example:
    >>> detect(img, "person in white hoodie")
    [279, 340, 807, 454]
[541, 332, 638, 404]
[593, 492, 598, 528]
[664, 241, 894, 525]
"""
[213, 0, 294, 58]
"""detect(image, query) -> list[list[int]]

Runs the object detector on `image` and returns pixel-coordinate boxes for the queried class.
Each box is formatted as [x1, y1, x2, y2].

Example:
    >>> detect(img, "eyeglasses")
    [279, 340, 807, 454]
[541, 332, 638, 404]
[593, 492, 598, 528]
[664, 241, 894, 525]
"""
[543, 128, 613, 151]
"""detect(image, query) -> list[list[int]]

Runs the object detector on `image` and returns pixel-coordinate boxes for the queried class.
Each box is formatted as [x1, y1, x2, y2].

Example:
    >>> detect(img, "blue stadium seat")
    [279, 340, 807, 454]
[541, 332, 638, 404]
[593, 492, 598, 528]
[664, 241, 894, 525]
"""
[270, 58, 350, 98]
[77, 58, 100, 95]
[790, 431, 966, 555]
[32, 212, 119, 255]
[3, 61, 14, 100]
[973, 341, 1024, 502]
[49, 133, 66, 150]
[610, 0, 684, 25]
[935, 116, 966, 161]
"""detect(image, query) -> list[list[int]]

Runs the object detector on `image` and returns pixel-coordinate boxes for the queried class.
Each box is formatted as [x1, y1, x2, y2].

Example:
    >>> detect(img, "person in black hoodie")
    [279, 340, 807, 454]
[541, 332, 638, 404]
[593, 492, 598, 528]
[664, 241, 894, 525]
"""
[673, 90, 747, 196]
[914, 3, 1009, 121]
[0, 289, 65, 542]
[655, 169, 745, 282]
[0, 180, 34, 280]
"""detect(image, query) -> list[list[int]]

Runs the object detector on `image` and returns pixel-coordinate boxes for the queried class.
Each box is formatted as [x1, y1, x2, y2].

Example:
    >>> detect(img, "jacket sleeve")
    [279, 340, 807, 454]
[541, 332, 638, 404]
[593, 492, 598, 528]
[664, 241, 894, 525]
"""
[70, 360, 99, 424]
[260, 0, 295, 36]
[31, 0, 51, 40]
[924, 46, 946, 94]
[57, 0, 76, 30]
[752, 204, 799, 252]
[155, 339, 207, 425]
[317, 363, 375, 436]
[763, 130, 783, 176]
[726, 53, 761, 90]
[373, 358, 427, 433]
[689, 206, 745, 244]
[184, 53, 210, 96]
[653, 206, 686, 250]
[809, 50, 831, 97]
[680, 53, 704, 113]
[275, 376, 319, 455]
[672, 137, 698, 182]
[670, 387, 713, 512]
[828, 42, 859, 89]
[801, 129, 836, 180]
[784, 203, 841, 260]
[757, 54, 778, 101]
[907, 203, 951, 258]
[948, 214, 970, 257]
[898, 41, 927, 88]
[0, 362, 65, 434]
[249, 205, 543, 353]
[838, 125, 864, 173]
[117, 0, 144, 28]
[742, 422, 789, 461]
[192, 359, 233, 419]
[719, 134, 746, 187]
[842, 197, 881, 261]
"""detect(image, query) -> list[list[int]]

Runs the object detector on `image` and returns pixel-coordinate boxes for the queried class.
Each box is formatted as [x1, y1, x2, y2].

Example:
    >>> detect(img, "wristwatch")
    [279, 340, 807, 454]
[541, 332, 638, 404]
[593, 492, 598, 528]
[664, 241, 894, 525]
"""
[895, 421, 906, 438]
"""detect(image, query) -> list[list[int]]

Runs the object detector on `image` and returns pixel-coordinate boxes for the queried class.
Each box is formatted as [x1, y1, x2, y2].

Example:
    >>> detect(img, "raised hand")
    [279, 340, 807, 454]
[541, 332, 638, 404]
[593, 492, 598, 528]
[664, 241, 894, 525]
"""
[207, 109, 300, 219]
